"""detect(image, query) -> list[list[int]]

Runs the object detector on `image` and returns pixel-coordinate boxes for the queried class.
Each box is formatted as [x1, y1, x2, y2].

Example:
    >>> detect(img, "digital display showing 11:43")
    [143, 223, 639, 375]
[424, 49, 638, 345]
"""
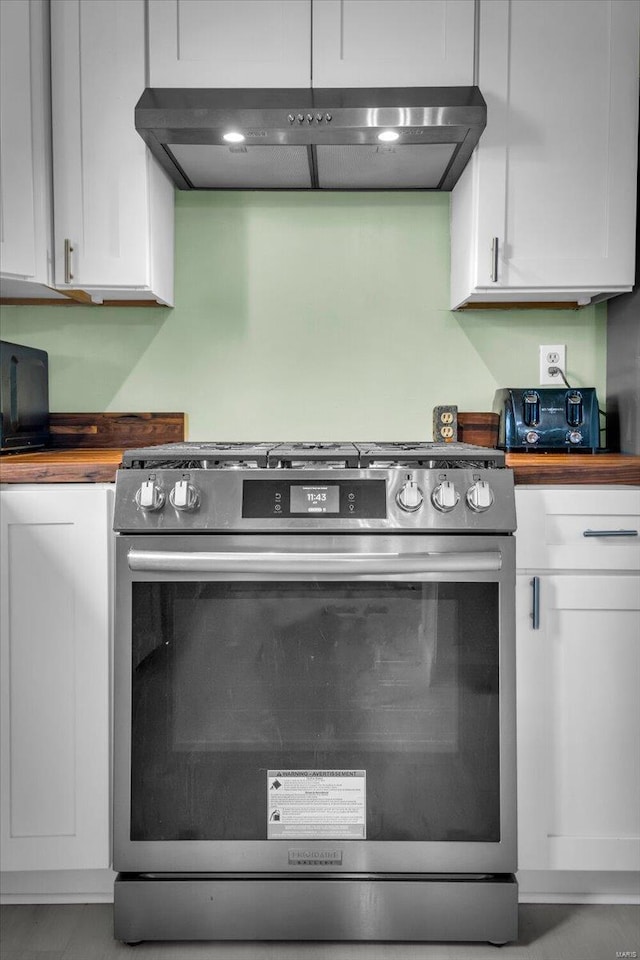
[289, 485, 340, 513]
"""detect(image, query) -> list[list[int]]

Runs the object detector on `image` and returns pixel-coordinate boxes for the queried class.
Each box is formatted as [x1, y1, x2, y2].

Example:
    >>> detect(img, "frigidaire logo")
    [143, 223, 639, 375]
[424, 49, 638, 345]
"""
[288, 849, 343, 864]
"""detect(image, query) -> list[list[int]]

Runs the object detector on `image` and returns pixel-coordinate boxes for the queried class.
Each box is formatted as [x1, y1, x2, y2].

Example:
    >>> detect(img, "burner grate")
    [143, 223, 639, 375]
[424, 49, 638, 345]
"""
[119, 440, 505, 470]
[267, 442, 361, 469]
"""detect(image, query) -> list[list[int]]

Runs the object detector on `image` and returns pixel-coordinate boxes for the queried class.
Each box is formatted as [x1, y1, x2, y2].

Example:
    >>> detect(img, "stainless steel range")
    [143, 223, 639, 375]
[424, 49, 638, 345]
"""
[112, 442, 518, 945]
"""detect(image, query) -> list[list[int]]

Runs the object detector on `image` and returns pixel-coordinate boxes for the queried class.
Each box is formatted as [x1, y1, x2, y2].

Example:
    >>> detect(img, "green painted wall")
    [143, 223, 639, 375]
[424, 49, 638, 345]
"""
[0, 191, 606, 440]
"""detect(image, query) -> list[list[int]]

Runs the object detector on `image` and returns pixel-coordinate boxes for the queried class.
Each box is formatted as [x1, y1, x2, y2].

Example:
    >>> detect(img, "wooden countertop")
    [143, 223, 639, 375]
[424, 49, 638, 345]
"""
[0, 448, 125, 483]
[1, 448, 639, 485]
[0, 412, 186, 484]
[506, 452, 640, 485]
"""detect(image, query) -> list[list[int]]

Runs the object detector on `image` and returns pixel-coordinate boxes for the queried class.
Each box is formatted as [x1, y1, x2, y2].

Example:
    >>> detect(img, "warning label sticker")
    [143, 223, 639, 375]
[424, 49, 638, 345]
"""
[267, 770, 366, 839]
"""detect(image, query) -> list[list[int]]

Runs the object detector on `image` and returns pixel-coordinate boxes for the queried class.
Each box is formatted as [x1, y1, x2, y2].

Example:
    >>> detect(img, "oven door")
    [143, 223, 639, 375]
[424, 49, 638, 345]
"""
[113, 533, 516, 874]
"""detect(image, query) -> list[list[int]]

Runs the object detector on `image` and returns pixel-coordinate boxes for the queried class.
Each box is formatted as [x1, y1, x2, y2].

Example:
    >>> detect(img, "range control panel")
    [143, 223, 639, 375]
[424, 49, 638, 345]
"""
[242, 480, 387, 519]
[113, 468, 516, 534]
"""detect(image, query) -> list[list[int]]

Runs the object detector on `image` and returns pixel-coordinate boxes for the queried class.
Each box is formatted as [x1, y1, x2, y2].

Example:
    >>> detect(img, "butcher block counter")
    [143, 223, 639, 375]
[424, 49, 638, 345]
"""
[505, 452, 640, 485]
[0, 413, 185, 483]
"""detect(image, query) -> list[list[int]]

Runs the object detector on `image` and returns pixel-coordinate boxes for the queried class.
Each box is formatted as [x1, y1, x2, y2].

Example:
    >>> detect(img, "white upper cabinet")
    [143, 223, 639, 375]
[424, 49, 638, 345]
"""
[51, 0, 174, 304]
[147, 0, 475, 90]
[312, 0, 475, 87]
[148, 0, 312, 87]
[0, 0, 57, 297]
[450, 0, 640, 309]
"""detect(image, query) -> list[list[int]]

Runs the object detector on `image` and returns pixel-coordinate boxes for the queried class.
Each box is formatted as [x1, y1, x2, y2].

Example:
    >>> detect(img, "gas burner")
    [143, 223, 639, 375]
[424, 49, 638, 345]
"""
[121, 442, 274, 470]
[356, 442, 504, 469]
[268, 443, 360, 469]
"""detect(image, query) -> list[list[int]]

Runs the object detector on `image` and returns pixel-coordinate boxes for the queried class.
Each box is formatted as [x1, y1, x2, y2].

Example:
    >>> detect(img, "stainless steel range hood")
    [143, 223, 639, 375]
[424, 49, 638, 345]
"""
[135, 87, 486, 191]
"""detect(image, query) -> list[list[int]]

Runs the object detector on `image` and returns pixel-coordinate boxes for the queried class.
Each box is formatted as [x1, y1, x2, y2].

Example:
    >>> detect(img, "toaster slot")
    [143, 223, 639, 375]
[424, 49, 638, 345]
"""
[523, 392, 540, 426]
[566, 391, 584, 426]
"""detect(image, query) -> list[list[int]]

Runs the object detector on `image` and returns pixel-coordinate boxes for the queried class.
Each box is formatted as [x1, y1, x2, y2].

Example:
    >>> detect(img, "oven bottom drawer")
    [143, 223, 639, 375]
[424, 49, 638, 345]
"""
[114, 872, 518, 943]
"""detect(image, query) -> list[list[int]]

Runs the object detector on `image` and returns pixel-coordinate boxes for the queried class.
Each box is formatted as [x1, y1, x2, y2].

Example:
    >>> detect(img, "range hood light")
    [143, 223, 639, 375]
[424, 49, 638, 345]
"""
[378, 130, 400, 142]
[223, 132, 245, 143]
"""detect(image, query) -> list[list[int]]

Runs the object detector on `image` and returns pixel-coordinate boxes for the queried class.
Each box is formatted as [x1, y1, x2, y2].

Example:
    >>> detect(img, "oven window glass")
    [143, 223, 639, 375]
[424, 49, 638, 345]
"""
[130, 581, 500, 842]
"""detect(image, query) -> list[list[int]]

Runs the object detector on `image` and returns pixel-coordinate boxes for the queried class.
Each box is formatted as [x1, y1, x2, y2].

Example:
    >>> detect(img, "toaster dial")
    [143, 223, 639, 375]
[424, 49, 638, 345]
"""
[568, 430, 583, 444]
[525, 431, 540, 445]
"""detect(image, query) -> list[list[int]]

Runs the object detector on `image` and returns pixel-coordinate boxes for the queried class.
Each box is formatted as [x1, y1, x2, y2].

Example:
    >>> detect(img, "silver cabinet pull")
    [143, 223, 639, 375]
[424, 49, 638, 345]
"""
[583, 529, 638, 538]
[490, 237, 499, 282]
[64, 239, 74, 284]
[531, 576, 540, 630]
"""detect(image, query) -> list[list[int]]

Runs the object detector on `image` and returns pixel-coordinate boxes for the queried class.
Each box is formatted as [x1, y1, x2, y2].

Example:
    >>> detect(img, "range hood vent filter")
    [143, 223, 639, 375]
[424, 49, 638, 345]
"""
[136, 87, 487, 192]
[316, 143, 457, 189]
[169, 144, 312, 189]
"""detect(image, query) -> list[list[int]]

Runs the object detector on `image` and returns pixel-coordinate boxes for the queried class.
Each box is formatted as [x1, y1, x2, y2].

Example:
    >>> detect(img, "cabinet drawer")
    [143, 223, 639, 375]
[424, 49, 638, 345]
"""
[515, 487, 640, 571]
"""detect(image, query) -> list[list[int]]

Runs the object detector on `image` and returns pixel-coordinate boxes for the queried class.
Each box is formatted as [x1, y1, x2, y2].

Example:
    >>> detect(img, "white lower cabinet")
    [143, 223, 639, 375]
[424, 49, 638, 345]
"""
[515, 487, 640, 877]
[516, 573, 640, 872]
[0, 484, 113, 872]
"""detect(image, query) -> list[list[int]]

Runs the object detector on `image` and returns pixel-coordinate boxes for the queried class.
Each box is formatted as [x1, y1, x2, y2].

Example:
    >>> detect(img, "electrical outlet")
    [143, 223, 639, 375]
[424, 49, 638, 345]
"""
[432, 405, 458, 442]
[539, 344, 566, 385]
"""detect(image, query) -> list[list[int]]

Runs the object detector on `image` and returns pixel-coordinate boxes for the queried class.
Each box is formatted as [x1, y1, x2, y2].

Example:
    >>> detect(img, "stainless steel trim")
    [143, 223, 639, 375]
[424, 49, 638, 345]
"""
[127, 548, 503, 575]
[63, 238, 74, 283]
[531, 576, 540, 630]
[114, 873, 519, 943]
[490, 237, 499, 282]
[583, 528, 638, 537]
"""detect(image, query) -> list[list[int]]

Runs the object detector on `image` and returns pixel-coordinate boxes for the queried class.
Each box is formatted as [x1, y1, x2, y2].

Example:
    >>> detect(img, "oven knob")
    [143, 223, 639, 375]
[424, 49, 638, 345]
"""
[568, 430, 583, 444]
[466, 480, 494, 513]
[135, 479, 165, 512]
[431, 480, 459, 512]
[170, 479, 200, 512]
[396, 479, 424, 512]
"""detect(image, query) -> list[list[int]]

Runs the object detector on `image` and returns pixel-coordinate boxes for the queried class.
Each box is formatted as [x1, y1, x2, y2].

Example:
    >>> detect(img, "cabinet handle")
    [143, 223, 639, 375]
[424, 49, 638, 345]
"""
[64, 238, 74, 284]
[583, 529, 638, 538]
[490, 237, 499, 282]
[531, 576, 540, 630]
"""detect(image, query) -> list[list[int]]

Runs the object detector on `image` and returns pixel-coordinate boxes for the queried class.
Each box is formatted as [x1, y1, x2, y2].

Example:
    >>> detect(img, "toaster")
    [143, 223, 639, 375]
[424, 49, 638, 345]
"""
[493, 387, 600, 452]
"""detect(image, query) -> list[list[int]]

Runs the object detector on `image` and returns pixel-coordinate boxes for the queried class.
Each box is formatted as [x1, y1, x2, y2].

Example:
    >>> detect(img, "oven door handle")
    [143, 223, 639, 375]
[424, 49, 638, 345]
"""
[127, 549, 503, 575]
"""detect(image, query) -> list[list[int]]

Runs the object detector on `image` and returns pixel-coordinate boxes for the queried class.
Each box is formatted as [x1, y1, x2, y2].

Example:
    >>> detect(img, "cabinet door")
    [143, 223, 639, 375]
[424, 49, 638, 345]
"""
[515, 487, 640, 572]
[312, 0, 475, 87]
[0, 0, 52, 285]
[450, 0, 640, 307]
[0, 485, 113, 871]
[516, 574, 640, 872]
[51, 0, 174, 303]
[148, 0, 311, 87]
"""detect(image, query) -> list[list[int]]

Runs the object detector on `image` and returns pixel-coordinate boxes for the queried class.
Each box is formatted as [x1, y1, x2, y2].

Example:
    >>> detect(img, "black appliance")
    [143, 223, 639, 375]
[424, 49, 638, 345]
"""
[0, 341, 50, 452]
[494, 387, 600, 452]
